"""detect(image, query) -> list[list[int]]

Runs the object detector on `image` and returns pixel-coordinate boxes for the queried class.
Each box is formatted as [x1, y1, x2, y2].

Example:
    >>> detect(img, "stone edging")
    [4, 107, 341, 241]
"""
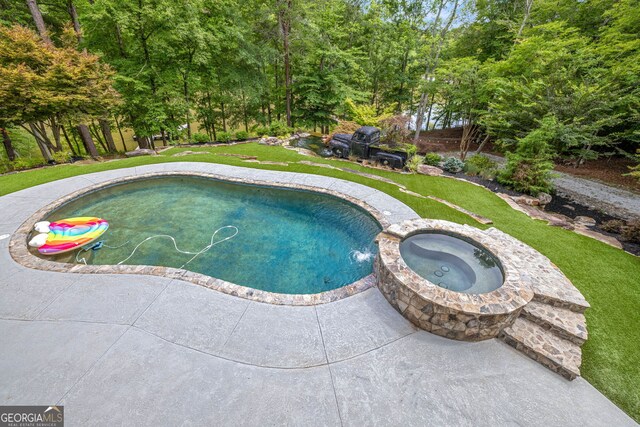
[9, 171, 391, 306]
[375, 218, 534, 341]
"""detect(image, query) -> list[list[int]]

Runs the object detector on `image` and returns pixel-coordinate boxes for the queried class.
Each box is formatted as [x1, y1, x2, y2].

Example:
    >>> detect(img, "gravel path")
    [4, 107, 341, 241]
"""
[455, 153, 640, 221]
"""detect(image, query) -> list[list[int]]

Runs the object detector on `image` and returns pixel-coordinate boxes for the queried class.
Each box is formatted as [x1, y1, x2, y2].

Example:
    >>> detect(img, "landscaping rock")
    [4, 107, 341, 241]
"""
[172, 151, 208, 157]
[514, 195, 540, 206]
[538, 192, 553, 205]
[125, 148, 156, 157]
[417, 165, 443, 176]
[574, 216, 596, 227]
[258, 136, 285, 146]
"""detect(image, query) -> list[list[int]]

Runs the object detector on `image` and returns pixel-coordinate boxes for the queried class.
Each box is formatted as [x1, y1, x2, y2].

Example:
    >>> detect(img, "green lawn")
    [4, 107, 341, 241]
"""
[1, 143, 638, 421]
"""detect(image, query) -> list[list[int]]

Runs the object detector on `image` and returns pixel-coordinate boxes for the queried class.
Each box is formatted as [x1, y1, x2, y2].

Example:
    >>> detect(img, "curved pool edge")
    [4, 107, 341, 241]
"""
[8, 165, 419, 305]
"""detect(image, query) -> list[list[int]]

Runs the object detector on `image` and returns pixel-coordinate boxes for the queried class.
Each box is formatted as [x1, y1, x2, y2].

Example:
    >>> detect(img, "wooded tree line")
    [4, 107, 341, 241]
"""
[0, 0, 638, 166]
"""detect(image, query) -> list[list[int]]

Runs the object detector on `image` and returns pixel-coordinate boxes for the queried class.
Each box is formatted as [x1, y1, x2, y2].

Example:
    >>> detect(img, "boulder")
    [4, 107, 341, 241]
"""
[417, 165, 444, 176]
[514, 195, 540, 206]
[538, 192, 552, 206]
[125, 148, 156, 157]
[574, 216, 596, 227]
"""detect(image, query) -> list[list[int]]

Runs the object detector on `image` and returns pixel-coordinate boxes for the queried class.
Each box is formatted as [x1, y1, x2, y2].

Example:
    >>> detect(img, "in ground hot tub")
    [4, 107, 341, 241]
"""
[399, 232, 504, 294]
[375, 219, 533, 341]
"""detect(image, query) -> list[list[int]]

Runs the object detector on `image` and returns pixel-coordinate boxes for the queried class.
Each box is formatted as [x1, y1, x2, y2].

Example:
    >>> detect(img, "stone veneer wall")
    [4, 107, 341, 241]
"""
[375, 219, 534, 341]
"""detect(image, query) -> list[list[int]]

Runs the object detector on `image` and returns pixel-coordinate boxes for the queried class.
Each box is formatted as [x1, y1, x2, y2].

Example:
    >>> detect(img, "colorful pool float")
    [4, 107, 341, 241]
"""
[37, 217, 109, 255]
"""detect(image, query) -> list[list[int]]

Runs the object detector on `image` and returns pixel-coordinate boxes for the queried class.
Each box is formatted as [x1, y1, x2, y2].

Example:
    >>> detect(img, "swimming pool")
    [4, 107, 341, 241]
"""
[38, 175, 382, 295]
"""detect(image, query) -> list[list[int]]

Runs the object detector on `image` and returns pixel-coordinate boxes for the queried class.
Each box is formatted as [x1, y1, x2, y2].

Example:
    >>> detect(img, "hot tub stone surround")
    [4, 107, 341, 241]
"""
[375, 219, 533, 342]
[375, 218, 590, 380]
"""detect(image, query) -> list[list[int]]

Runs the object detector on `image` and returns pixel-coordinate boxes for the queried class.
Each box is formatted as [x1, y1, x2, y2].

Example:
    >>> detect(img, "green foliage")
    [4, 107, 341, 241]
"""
[8, 156, 47, 171]
[191, 133, 210, 143]
[403, 144, 417, 158]
[52, 151, 72, 164]
[0, 25, 119, 128]
[234, 130, 249, 141]
[442, 157, 465, 173]
[423, 153, 442, 166]
[405, 155, 424, 173]
[498, 116, 557, 195]
[215, 131, 232, 143]
[464, 155, 499, 179]
[268, 121, 293, 137]
[253, 126, 270, 137]
[627, 156, 640, 181]
[345, 99, 394, 127]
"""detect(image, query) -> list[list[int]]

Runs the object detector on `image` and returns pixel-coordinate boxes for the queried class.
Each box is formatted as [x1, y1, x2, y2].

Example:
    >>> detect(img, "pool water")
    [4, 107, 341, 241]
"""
[42, 176, 381, 294]
[291, 136, 333, 157]
[399, 232, 504, 294]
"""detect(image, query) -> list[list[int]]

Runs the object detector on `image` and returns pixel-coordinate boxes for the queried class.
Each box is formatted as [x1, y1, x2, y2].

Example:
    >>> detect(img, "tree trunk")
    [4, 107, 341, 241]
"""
[183, 74, 191, 140]
[516, 0, 534, 38]
[274, 57, 280, 122]
[89, 121, 108, 152]
[25, 0, 51, 44]
[28, 123, 54, 162]
[1, 128, 17, 161]
[99, 119, 117, 152]
[475, 134, 490, 154]
[49, 117, 63, 151]
[137, 136, 151, 150]
[77, 124, 99, 158]
[60, 125, 78, 156]
[414, 0, 459, 141]
[278, 0, 293, 127]
[114, 115, 126, 148]
[220, 102, 227, 132]
[160, 128, 167, 146]
[67, 0, 83, 44]
[242, 91, 249, 132]
[115, 24, 127, 57]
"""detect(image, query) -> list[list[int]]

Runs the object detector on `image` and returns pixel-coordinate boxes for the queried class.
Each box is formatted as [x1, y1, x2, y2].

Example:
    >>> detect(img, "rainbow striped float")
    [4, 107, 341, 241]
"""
[38, 217, 109, 255]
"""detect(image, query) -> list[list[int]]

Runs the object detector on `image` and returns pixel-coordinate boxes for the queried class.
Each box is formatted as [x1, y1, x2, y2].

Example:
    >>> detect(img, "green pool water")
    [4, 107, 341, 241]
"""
[42, 175, 382, 294]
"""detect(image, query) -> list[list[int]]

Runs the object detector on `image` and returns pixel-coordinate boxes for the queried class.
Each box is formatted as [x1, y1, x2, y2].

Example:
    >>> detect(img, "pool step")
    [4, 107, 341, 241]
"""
[521, 301, 588, 345]
[483, 228, 590, 313]
[500, 317, 582, 380]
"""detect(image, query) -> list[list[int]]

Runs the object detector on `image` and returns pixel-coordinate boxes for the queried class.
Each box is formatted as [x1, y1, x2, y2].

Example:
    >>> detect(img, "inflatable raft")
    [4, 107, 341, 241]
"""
[35, 217, 109, 255]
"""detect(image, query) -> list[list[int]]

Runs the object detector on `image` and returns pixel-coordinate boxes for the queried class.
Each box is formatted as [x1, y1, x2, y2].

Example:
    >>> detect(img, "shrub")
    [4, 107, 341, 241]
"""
[253, 125, 269, 137]
[406, 155, 424, 173]
[328, 120, 360, 141]
[464, 155, 498, 179]
[423, 153, 442, 166]
[379, 115, 411, 145]
[497, 117, 556, 195]
[215, 131, 232, 143]
[625, 153, 640, 181]
[403, 143, 417, 158]
[52, 151, 72, 164]
[234, 130, 249, 141]
[10, 157, 46, 171]
[268, 121, 292, 137]
[442, 157, 465, 173]
[191, 132, 209, 143]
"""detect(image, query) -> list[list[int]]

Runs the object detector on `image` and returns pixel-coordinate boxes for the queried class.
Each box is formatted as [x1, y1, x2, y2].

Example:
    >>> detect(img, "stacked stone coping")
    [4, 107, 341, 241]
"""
[9, 171, 388, 306]
[376, 218, 535, 341]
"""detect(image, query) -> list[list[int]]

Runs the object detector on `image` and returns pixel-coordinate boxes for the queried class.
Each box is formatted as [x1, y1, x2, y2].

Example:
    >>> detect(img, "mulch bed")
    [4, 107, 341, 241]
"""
[445, 170, 640, 256]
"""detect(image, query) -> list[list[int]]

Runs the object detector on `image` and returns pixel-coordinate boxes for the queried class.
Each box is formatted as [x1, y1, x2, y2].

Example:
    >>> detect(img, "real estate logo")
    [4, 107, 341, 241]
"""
[0, 406, 63, 427]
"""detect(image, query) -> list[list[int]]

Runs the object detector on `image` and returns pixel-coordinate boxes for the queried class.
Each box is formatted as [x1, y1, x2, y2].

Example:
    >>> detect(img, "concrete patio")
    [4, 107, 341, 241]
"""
[0, 163, 635, 426]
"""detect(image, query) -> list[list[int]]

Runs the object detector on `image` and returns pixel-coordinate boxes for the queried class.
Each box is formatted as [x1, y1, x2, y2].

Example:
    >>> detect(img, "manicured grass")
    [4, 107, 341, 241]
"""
[1, 143, 638, 421]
